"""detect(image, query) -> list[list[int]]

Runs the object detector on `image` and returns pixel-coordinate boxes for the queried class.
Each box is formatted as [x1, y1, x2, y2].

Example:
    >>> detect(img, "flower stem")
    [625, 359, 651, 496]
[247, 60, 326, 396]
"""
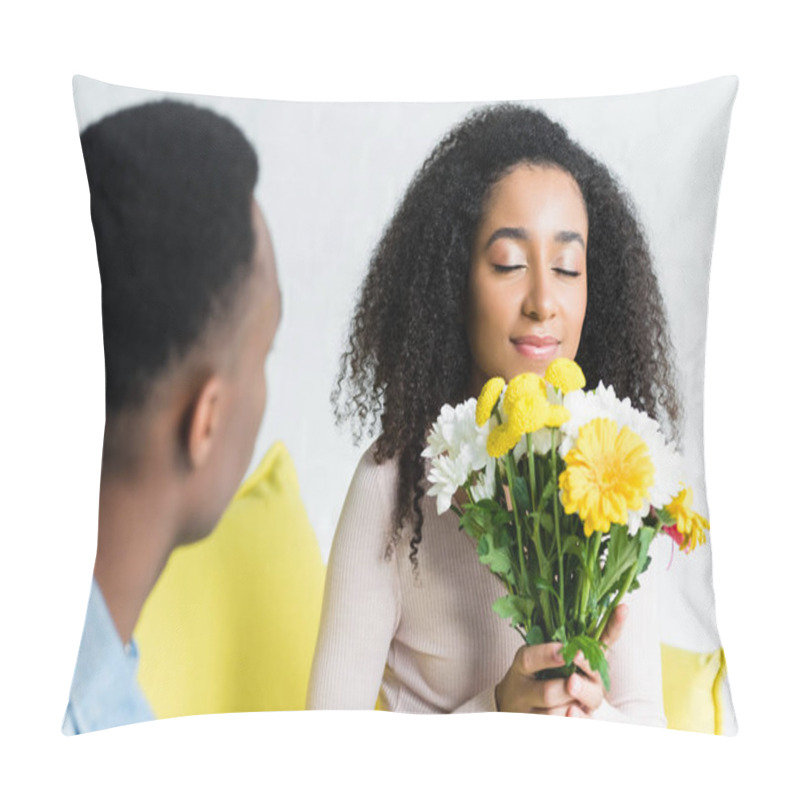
[524, 434, 554, 635]
[550, 429, 565, 629]
[591, 561, 637, 641]
[504, 453, 528, 596]
[580, 532, 601, 622]
[526, 433, 537, 506]
[591, 518, 663, 640]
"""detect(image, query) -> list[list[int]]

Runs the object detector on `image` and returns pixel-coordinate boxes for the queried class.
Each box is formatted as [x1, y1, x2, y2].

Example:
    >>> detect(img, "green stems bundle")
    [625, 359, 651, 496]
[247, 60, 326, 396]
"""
[457, 429, 661, 691]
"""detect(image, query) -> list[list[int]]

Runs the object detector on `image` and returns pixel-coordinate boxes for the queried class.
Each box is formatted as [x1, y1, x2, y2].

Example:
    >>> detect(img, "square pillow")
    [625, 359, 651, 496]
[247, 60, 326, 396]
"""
[68, 74, 738, 735]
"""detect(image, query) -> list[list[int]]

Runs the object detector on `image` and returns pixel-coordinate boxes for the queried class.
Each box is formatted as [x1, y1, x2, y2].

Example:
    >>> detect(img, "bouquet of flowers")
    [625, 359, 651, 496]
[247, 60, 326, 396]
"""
[423, 359, 708, 690]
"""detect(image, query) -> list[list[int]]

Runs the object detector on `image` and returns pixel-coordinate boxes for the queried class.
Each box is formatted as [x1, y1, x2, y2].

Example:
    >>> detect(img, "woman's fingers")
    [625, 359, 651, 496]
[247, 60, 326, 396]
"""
[501, 679, 573, 713]
[566, 662, 604, 712]
[566, 704, 589, 719]
[600, 604, 628, 648]
[497, 644, 571, 712]
[533, 703, 577, 717]
[572, 651, 596, 679]
[532, 678, 573, 710]
[514, 642, 565, 676]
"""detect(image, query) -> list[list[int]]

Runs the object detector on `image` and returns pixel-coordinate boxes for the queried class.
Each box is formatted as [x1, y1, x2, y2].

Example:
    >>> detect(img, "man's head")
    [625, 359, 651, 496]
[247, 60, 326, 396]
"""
[81, 100, 280, 543]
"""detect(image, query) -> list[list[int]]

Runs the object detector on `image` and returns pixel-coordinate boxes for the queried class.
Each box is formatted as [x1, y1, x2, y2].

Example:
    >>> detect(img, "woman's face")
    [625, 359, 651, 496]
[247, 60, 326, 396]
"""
[466, 163, 588, 394]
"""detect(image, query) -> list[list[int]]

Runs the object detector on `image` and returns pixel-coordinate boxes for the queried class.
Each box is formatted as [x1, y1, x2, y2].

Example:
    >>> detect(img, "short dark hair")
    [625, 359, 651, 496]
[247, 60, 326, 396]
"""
[334, 103, 681, 566]
[80, 100, 259, 416]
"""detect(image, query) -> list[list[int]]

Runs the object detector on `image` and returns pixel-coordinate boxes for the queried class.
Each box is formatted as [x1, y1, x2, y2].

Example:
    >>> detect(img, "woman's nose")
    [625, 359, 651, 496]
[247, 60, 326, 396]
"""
[522, 267, 557, 321]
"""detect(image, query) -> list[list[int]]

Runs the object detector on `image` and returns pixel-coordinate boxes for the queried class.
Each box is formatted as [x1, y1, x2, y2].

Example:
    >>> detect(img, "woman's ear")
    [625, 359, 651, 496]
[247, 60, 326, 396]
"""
[184, 376, 223, 470]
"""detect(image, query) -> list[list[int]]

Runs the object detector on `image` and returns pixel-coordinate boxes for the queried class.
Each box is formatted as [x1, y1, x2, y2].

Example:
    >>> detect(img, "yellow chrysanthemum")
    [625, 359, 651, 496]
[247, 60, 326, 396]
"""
[476, 377, 506, 426]
[502, 372, 547, 415]
[545, 404, 570, 428]
[507, 394, 549, 435]
[487, 423, 521, 459]
[544, 358, 586, 394]
[665, 487, 709, 552]
[559, 418, 655, 537]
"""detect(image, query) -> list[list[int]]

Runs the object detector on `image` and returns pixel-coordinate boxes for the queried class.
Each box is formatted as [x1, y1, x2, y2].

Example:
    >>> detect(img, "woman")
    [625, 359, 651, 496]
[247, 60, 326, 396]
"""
[307, 104, 679, 722]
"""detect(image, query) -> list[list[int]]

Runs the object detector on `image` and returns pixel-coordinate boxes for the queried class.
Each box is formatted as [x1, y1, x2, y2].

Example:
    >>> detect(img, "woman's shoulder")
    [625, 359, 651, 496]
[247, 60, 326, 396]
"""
[332, 440, 402, 562]
[349, 439, 400, 493]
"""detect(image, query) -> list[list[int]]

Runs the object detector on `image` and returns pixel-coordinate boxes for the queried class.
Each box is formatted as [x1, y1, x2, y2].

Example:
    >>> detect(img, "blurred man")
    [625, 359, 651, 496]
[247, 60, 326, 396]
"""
[64, 100, 280, 734]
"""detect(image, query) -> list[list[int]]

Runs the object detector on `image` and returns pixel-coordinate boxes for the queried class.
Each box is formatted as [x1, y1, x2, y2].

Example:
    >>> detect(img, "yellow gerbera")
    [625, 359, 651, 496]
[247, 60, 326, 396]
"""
[487, 423, 521, 459]
[665, 487, 709, 552]
[476, 377, 505, 426]
[559, 418, 655, 537]
[544, 358, 586, 394]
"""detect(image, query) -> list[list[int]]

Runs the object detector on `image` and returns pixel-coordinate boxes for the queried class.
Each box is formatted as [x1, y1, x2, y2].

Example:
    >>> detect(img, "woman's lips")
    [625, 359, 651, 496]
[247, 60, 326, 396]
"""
[512, 335, 559, 360]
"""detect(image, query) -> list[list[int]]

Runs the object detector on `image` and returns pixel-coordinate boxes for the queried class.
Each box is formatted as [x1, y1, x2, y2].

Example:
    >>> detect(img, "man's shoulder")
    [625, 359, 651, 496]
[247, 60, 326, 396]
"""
[62, 580, 154, 735]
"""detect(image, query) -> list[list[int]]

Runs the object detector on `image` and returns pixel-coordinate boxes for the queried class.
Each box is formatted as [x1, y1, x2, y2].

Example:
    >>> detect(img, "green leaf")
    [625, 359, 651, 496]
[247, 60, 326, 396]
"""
[459, 498, 513, 541]
[536, 479, 557, 512]
[531, 577, 560, 601]
[635, 526, 656, 573]
[561, 535, 584, 559]
[492, 595, 534, 627]
[458, 513, 483, 541]
[552, 625, 567, 643]
[526, 626, 545, 645]
[477, 533, 515, 585]
[597, 525, 638, 598]
[638, 555, 652, 578]
[539, 513, 554, 535]
[458, 502, 494, 539]
[656, 507, 675, 527]
[561, 635, 611, 691]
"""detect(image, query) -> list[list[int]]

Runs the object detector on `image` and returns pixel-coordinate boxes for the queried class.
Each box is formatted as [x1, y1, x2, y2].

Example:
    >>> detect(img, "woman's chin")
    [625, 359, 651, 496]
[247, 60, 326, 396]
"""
[507, 361, 549, 380]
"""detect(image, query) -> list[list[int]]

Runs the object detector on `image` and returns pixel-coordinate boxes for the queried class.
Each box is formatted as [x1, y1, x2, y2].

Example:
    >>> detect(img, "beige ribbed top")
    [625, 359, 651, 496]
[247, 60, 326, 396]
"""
[307, 444, 667, 725]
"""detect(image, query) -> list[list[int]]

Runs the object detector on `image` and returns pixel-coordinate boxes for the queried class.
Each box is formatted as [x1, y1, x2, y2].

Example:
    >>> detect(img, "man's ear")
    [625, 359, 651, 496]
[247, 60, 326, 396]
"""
[185, 376, 223, 470]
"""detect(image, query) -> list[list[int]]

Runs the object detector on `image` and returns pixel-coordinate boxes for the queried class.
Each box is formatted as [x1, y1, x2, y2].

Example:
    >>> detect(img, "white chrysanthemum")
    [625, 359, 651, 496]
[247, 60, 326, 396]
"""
[470, 462, 497, 503]
[424, 398, 497, 514]
[560, 383, 684, 533]
[423, 398, 492, 468]
[427, 453, 467, 514]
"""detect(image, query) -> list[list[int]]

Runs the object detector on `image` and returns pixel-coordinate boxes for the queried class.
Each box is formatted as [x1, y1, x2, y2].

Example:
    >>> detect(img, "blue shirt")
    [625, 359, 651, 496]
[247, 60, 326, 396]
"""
[62, 579, 154, 735]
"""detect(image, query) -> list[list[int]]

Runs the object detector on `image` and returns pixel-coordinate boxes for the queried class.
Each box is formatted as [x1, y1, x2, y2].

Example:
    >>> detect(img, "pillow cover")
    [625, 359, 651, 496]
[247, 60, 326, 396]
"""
[134, 442, 325, 717]
[67, 74, 738, 735]
[661, 644, 727, 735]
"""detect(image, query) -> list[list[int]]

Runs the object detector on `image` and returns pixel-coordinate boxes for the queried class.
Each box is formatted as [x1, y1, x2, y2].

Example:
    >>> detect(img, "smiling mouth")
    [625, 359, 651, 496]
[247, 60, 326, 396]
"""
[511, 336, 560, 360]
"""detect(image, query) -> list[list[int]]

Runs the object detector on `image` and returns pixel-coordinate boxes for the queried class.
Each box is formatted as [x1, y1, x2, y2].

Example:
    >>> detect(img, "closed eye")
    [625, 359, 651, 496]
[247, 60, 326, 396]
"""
[554, 268, 581, 277]
[492, 264, 525, 274]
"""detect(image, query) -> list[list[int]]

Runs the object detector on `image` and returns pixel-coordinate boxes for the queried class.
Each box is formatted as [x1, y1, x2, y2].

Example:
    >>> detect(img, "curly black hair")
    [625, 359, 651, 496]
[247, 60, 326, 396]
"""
[333, 103, 681, 567]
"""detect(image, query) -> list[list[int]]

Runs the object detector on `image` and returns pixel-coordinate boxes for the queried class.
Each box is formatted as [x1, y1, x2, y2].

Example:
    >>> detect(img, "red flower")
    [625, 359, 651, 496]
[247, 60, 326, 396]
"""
[663, 524, 684, 549]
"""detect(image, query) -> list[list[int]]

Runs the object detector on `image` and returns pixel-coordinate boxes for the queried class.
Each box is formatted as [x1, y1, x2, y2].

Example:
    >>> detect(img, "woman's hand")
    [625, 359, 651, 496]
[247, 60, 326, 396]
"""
[565, 604, 629, 718]
[495, 641, 574, 714]
[494, 605, 628, 717]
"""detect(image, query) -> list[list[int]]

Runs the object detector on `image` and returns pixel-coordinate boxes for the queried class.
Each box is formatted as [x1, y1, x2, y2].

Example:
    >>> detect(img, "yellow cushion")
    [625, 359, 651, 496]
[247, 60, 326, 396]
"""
[661, 643, 727, 734]
[134, 441, 325, 718]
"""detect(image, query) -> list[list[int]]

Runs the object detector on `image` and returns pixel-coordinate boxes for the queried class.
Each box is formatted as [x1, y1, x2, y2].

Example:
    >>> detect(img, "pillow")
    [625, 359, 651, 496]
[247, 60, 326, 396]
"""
[134, 442, 325, 716]
[661, 644, 727, 735]
[69, 74, 738, 735]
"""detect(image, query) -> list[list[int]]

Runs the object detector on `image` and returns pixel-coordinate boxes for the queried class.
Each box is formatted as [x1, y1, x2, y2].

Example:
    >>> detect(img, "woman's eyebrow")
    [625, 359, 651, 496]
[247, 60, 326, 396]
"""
[555, 230, 586, 249]
[485, 227, 586, 250]
[485, 227, 528, 249]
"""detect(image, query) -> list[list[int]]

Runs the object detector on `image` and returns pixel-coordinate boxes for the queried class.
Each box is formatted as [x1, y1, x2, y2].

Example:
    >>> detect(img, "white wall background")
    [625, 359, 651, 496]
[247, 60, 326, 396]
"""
[2, 1, 797, 797]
